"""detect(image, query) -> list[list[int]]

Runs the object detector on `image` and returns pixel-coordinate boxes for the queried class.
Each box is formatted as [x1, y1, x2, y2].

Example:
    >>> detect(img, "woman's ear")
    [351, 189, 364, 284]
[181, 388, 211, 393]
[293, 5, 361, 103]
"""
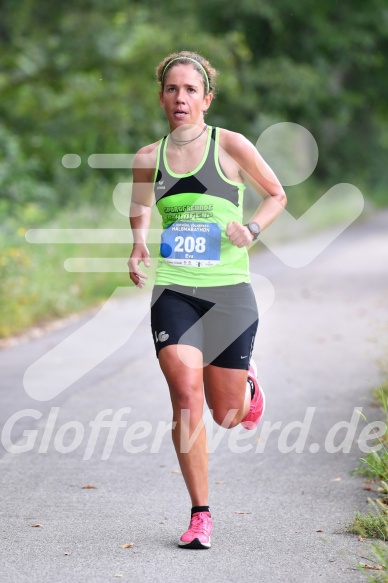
[202, 92, 213, 114]
[159, 90, 165, 110]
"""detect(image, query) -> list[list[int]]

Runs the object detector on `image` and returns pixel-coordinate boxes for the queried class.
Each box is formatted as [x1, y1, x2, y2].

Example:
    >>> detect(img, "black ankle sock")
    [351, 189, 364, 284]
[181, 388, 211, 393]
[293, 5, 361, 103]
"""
[191, 505, 210, 516]
[248, 377, 255, 400]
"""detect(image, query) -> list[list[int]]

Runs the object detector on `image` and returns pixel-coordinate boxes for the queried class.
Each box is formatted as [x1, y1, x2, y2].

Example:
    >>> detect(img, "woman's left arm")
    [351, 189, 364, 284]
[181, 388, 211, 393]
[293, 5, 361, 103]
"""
[223, 131, 287, 248]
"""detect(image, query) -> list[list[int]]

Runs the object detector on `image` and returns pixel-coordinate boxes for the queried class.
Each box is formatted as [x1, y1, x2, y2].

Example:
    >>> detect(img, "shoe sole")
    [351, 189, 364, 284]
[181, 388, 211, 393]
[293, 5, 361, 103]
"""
[178, 537, 211, 550]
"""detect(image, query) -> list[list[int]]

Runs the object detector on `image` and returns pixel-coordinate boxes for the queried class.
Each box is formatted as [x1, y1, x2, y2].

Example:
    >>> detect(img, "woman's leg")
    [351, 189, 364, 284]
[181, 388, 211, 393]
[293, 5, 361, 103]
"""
[203, 365, 251, 427]
[195, 283, 258, 427]
[158, 343, 208, 506]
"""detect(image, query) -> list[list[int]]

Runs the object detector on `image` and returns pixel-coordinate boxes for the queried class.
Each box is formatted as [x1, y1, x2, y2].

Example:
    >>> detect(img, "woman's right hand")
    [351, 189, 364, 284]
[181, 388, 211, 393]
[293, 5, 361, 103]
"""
[128, 243, 151, 288]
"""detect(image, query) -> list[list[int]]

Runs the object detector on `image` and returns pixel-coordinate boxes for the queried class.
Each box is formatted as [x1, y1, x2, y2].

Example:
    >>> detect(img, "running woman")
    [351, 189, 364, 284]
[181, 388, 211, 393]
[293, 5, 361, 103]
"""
[128, 51, 286, 549]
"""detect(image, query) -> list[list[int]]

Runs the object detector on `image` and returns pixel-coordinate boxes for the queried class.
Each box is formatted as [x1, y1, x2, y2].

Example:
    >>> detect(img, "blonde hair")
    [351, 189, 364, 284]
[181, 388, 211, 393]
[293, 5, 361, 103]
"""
[156, 51, 218, 96]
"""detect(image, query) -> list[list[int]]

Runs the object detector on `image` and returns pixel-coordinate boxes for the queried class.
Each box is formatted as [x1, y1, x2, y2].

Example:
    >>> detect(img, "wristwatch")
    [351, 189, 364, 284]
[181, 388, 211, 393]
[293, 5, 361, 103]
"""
[245, 221, 261, 241]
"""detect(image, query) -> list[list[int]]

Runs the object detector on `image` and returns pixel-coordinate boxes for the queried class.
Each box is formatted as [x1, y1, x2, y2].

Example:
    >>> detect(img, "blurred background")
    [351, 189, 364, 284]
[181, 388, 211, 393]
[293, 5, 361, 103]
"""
[1, 0, 387, 339]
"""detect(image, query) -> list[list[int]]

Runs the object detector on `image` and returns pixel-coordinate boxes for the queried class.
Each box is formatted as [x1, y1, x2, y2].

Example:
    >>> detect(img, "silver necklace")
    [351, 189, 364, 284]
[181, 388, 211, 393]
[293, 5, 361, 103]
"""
[170, 125, 208, 146]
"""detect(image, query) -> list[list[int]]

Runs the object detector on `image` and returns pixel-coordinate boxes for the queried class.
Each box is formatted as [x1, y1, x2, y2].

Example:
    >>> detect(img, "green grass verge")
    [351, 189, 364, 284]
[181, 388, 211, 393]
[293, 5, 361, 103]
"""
[350, 501, 388, 540]
[0, 203, 159, 339]
[348, 382, 388, 580]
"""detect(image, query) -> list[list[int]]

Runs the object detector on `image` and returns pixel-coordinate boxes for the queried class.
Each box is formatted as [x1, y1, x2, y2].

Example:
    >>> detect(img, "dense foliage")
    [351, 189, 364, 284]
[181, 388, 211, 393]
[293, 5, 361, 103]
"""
[0, 0, 387, 337]
[0, 0, 387, 223]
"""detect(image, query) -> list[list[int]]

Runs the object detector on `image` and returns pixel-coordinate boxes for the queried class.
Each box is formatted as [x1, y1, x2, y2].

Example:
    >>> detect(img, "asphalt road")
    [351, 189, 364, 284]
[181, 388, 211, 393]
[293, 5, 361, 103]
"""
[1, 209, 388, 583]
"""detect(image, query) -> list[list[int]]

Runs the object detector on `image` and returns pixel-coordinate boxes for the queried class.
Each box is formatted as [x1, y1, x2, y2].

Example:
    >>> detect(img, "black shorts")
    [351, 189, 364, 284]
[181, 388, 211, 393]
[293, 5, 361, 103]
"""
[150, 283, 258, 370]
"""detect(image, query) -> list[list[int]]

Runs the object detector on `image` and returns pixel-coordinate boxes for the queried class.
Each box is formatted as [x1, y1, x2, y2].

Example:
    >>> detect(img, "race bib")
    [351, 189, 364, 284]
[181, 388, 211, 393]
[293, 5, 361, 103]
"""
[160, 221, 221, 267]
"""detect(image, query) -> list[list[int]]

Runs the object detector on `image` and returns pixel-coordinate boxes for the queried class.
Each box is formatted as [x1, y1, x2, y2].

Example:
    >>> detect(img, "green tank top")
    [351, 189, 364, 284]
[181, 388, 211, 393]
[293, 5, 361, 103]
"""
[154, 126, 250, 287]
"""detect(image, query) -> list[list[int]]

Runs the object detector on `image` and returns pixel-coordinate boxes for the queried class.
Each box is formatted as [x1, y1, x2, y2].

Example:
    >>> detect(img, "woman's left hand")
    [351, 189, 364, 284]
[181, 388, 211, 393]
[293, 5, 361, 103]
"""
[226, 221, 253, 248]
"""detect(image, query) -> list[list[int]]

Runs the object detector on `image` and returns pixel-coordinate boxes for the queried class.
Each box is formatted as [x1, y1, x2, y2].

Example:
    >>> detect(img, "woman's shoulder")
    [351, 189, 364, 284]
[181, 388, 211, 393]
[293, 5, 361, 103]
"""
[217, 127, 251, 148]
[135, 139, 161, 160]
[217, 127, 255, 164]
[133, 139, 163, 174]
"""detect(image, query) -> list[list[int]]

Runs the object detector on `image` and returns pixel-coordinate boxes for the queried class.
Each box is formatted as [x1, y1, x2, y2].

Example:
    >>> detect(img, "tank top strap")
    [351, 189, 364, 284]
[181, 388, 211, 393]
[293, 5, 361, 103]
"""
[197, 126, 216, 172]
[208, 126, 217, 161]
[154, 135, 168, 184]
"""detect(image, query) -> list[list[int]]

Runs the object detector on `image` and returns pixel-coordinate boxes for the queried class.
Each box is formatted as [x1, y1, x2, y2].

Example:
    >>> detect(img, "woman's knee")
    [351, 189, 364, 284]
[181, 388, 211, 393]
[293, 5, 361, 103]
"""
[170, 386, 203, 414]
[158, 345, 204, 412]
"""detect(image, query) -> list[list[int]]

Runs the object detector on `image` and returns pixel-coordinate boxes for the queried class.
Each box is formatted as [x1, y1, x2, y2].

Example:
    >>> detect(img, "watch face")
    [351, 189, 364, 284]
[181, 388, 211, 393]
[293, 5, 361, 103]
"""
[249, 222, 260, 234]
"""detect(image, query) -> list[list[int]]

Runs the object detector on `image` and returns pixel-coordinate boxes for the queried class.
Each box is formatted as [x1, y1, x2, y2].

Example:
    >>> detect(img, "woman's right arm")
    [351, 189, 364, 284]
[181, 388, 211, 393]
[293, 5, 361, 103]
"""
[128, 146, 157, 288]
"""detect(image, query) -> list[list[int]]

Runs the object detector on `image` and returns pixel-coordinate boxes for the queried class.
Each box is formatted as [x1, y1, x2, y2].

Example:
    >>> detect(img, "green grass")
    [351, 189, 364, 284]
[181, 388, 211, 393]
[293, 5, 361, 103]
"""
[353, 451, 388, 482]
[349, 501, 388, 540]
[349, 383, 388, 580]
[360, 544, 388, 582]
[0, 203, 159, 339]
[373, 381, 388, 412]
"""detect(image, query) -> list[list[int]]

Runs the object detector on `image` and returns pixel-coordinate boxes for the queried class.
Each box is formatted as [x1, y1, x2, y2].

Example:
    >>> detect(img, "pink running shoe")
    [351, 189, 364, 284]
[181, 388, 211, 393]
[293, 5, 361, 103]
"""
[178, 512, 212, 549]
[241, 360, 266, 430]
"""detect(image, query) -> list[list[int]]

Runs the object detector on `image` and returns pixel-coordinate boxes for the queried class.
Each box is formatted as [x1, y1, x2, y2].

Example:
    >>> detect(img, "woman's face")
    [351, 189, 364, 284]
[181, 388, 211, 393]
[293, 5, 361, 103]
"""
[159, 64, 212, 129]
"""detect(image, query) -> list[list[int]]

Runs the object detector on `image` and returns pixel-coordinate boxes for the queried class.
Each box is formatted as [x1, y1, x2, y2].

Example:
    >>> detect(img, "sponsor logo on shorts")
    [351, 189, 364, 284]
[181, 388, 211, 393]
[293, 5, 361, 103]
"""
[158, 331, 169, 342]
